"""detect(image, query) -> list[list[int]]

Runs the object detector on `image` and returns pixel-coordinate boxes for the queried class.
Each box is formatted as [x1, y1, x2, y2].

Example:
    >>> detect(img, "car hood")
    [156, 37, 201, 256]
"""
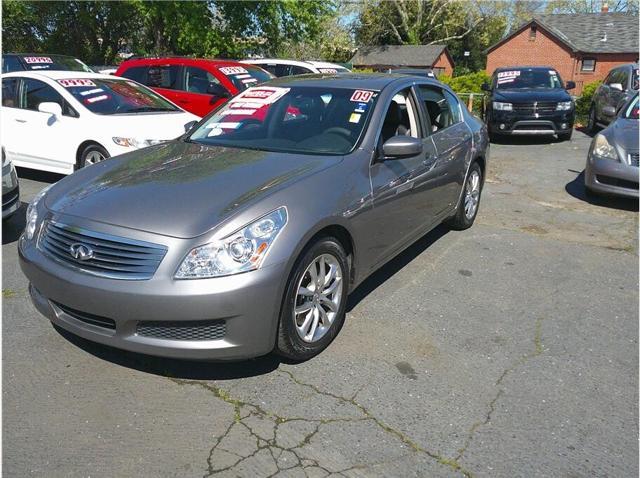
[604, 118, 639, 152]
[492, 88, 571, 103]
[45, 141, 340, 238]
[96, 111, 200, 141]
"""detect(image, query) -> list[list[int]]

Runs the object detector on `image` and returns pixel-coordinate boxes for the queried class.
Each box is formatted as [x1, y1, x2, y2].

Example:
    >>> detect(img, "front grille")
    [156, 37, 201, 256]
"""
[512, 102, 557, 114]
[137, 320, 226, 341]
[38, 221, 167, 280]
[52, 301, 116, 331]
[629, 152, 639, 167]
[596, 175, 639, 190]
[513, 124, 554, 131]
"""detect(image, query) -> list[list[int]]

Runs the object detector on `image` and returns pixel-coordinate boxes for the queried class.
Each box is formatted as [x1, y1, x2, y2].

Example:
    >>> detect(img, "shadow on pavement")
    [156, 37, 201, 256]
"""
[53, 325, 284, 380]
[2, 202, 27, 245]
[489, 134, 559, 146]
[347, 223, 450, 312]
[566, 170, 639, 212]
[16, 167, 65, 184]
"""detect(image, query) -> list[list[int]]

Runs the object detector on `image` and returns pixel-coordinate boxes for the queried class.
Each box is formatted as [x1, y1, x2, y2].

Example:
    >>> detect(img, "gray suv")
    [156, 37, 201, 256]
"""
[588, 63, 639, 132]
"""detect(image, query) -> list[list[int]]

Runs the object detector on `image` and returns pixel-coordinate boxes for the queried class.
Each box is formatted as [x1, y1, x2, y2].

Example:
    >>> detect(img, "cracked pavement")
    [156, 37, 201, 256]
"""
[3, 130, 638, 477]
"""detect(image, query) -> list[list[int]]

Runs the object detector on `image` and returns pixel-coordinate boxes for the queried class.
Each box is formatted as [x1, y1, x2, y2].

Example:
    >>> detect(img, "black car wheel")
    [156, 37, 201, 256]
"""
[445, 161, 483, 231]
[276, 237, 348, 361]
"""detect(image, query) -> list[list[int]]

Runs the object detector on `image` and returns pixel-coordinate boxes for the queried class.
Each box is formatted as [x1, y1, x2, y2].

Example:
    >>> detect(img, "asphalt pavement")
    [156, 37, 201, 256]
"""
[2, 130, 638, 477]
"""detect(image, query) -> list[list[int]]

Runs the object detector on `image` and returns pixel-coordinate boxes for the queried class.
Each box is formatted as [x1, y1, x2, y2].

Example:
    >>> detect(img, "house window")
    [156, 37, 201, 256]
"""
[581, 58, 596, 72]
[529, 25, 537, 40]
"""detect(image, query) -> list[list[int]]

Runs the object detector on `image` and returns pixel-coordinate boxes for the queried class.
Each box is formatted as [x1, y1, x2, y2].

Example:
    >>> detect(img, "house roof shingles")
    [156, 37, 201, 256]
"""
[350, 44, 447, 67]
[532, 13, 638, 54]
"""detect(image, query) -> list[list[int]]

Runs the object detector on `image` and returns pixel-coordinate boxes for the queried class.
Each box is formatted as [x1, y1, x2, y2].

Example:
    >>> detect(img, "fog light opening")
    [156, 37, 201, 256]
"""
[499, 123, 506, 130]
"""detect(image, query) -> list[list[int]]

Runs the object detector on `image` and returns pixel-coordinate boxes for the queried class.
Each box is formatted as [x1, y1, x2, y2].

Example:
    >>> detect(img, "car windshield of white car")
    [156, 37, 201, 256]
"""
[188, 85, 378, 155]
[59, 78, 180, 115]
[21, 55, 93, 72]
[217, 65, 275, 90]
[496, 69, 563, 89]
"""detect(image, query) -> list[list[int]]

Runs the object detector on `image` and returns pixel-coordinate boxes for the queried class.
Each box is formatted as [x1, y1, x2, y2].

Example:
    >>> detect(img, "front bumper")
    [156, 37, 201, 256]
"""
[19, 233, 287, 360]
[2, 184, 20, 219]
[585, 155, 639, 198]
[488, 110, 574, 136]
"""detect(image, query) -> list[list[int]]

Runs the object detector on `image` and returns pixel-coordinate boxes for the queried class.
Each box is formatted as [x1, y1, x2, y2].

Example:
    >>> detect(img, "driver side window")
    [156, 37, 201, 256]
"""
[379, 88, 420, 145]
[185, 66, 221, 94]
[418, 85, 454, 133]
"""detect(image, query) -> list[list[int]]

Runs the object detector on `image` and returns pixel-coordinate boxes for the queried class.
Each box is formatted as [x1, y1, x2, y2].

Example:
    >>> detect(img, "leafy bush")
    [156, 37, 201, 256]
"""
[575, 80, 602, 117]
[439, 71, 490, 93]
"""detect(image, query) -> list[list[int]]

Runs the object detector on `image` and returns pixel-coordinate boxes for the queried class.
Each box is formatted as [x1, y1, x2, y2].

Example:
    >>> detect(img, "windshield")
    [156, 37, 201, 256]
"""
[624, 95, 638, 119]
[496, 69, 563, 89]
[189, 85, 378, 155]
[217, 65, 273, 91]
[21, 55, 93, 72]
[58, 78, 180, 115]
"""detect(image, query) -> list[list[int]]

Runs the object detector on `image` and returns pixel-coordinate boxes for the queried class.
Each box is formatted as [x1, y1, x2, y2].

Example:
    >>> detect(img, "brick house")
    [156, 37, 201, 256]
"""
[350, 45, 454, 76]
[486, 13, 638, 94]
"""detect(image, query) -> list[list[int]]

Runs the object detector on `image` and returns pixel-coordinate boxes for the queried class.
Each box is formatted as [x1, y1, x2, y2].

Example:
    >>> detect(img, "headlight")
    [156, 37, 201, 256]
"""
[556, 101, 572, 111]
[592, 134, 618, 161]
[25, 184, 52, 240]
[112, 137, 163, 148]
[175, 207, 288, 279]
[493, 102, 512, 111]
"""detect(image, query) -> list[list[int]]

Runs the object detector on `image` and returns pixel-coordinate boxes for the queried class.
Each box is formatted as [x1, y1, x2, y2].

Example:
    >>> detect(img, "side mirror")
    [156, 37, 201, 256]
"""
[609, 83, 624, 92]
[207, 83, 231, 98]
[382, 136, 423, 159]
[565, 81, 576, 90]
[184, 120, 198, 133]
[602, 105, 617, 116]
[38, 102, 62, 117]
[481, 82, 491, 92]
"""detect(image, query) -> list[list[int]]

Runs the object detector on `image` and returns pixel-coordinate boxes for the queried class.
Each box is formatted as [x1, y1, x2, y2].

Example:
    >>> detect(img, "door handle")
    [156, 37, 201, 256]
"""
[14, 119, 27, 123]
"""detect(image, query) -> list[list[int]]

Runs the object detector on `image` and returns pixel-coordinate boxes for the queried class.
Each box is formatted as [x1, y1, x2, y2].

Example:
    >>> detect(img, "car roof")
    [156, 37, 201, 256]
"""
[494, 66, 557, 72]
[305, 60, 348, 69]
[121, 57, 248, 67]
[2, 70, 122, 81]
[263, 72, 441, 91]
[6, 52, 78, 58]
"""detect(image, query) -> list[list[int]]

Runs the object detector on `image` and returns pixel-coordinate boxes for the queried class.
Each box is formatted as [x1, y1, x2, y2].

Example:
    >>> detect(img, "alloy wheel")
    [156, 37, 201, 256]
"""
[293, 253, 343, 343]
[464, 170, 481, 220]
[85, 150, 106, 165]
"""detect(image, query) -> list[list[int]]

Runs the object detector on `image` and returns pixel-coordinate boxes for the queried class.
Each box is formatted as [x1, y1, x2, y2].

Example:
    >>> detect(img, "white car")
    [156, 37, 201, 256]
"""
[1, 71, 200, 174]
[241, 59, 350, 78]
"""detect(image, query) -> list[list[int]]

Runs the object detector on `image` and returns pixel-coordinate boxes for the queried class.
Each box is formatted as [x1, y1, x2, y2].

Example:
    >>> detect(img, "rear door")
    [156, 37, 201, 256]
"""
[417, 84, 470, 213]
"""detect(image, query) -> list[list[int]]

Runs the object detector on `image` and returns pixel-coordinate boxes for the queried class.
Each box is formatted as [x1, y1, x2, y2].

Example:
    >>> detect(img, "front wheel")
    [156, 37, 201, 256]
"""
[276, 238, 349, 361]
[76, 143, 109, 170]
[445, 161, 483, 231]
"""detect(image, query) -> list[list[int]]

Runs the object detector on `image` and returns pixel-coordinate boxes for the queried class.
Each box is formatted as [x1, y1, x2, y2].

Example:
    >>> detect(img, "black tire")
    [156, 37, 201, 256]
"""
[445, 161, 483, 231]
[76, 143, 109, 170]
[587, 106, 598, 134]
[276, 237, 349, 361]
[557, 129, 573, 141]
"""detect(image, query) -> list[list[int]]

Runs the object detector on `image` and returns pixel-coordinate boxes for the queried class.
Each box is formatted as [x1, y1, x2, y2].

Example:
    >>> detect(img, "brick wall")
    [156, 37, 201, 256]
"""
[486, 24, 638, 95]
[434, 52, 454, 76]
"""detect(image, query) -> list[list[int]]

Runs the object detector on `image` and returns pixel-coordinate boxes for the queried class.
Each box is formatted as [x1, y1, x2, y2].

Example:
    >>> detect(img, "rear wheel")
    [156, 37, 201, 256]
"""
[276, 237, 348, 361]
[445, 161, 483, 231]
[76, 143, 109, 170]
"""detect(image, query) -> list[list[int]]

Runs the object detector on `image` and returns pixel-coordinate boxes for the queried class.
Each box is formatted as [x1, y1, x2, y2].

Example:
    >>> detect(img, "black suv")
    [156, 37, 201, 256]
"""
[482, 66, 576, 141]
[1, 53, 93, 74]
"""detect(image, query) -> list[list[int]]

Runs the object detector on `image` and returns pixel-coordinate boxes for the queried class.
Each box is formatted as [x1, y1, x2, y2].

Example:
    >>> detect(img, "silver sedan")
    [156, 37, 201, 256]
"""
[19, 74, 489, 361]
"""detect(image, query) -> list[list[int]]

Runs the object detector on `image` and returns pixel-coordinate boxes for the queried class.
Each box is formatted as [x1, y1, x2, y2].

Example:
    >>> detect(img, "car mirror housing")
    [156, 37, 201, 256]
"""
[382, 136, 423, 159]
[184, 120, 198, 133]
[565, 81, 576, 90]
[481, 82, 491, 92]
[609, 83, 624, 92]
[207, 83, 231, 98]
[602, 105, 617, 116]
[38, 102, 62, 117]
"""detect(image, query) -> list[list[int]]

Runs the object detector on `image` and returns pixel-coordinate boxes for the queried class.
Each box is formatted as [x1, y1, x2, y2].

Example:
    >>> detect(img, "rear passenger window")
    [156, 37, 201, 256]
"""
[147, 65, 180, 89]
[2, 78, 18, 107]
[120, 66, 147, 84]
[419, 86, 454, 133]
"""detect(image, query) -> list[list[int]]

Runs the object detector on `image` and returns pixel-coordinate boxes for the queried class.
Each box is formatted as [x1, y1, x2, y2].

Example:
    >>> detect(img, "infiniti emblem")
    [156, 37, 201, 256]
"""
[69, 243, 94, 261]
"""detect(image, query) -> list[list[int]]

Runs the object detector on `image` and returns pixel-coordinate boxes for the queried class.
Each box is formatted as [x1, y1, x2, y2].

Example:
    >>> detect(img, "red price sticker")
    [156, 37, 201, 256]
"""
[219, 66, 248, 75]
[57, 79, 96, 87]
[350, 90, 374, 103]
[24, 56, 53, 64]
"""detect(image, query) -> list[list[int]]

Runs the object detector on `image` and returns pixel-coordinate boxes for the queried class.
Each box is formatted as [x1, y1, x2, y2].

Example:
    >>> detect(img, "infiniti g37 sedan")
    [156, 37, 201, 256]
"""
[19, 74, 489, 361]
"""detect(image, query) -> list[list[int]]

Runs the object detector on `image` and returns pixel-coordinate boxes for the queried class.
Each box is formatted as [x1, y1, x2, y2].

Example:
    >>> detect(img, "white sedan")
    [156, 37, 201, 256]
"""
[1, 71, 200, 174]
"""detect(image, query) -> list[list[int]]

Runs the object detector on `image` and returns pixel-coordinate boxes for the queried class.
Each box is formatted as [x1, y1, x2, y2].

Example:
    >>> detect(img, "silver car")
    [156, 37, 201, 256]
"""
[585, 94, 639, 198]
[2, 149, 20, 220]
[19, 74, 489, 361]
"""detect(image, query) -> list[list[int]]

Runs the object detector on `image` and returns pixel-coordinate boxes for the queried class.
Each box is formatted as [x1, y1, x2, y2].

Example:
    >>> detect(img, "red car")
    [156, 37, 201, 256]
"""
[115, 57, 273, 117]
